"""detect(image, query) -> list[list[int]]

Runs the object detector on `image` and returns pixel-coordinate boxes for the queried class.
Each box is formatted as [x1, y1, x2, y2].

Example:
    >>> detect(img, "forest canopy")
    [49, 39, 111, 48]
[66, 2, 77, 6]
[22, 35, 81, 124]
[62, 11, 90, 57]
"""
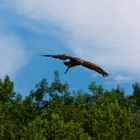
[0, 71, 140, 140]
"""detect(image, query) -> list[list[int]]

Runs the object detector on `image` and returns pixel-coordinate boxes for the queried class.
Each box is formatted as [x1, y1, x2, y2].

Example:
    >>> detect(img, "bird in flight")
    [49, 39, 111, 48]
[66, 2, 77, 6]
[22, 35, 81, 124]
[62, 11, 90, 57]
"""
[41, 54, 109, 77]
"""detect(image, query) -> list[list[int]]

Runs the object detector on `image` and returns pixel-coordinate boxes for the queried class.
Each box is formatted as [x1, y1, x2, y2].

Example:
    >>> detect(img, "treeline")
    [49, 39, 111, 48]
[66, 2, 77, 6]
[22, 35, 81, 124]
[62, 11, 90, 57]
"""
[0, 71, 140, 140]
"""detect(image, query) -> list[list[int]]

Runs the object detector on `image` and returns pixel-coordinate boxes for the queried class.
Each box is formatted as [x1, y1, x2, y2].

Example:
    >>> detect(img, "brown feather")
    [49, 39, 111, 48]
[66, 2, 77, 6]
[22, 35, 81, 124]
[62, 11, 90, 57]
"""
[41, 54, 73, 60]
[80, 60, 109, 77]
[41, 54, 109, 77]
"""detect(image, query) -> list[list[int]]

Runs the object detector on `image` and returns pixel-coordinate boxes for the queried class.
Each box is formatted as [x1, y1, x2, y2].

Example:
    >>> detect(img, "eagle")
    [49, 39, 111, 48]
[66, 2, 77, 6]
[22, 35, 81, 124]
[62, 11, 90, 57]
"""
[41, 54, 109, 77]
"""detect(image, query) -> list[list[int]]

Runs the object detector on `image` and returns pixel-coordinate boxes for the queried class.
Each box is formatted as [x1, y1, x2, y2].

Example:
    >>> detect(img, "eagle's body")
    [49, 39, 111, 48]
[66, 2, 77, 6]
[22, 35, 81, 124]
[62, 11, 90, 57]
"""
[41, 54, 109, 77]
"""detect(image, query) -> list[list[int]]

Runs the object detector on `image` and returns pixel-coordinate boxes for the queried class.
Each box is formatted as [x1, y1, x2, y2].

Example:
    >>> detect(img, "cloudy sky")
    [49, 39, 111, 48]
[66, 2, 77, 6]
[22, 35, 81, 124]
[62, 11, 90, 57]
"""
[1, 0, 140, 95]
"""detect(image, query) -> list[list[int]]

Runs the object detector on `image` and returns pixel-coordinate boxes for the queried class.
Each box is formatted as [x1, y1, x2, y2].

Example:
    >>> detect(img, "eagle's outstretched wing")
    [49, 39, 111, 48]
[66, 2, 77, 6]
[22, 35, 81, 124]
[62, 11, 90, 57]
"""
[41, 54, 74, 60]
[80, 60, 109, 77]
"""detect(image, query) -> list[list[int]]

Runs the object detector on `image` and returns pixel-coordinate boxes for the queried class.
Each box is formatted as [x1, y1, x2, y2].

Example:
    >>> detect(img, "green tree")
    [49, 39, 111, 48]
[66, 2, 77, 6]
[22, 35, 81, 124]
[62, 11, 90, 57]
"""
[22, 113, 91, 140]
[90, 93, 133, 140]
[0, 73, 140, 140]
[0, 75, 15, 102]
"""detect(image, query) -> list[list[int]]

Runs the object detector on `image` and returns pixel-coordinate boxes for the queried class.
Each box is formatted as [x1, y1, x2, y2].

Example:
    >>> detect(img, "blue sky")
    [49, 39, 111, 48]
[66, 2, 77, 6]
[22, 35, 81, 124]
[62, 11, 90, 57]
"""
[0, 0, 140, 96]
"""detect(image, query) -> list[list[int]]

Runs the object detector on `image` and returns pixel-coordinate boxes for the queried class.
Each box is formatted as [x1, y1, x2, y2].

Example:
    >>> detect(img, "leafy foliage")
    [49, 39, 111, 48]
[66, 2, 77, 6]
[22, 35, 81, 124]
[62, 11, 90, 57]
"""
[0, 71, 140, 139]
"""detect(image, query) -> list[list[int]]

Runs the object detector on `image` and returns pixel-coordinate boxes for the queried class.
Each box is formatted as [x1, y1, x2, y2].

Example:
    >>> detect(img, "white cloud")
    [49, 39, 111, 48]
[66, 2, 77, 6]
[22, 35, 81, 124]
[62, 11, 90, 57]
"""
[0, 33, 27, 78]
[114, 74, 132, 82]
[5, 0, 140, 78]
